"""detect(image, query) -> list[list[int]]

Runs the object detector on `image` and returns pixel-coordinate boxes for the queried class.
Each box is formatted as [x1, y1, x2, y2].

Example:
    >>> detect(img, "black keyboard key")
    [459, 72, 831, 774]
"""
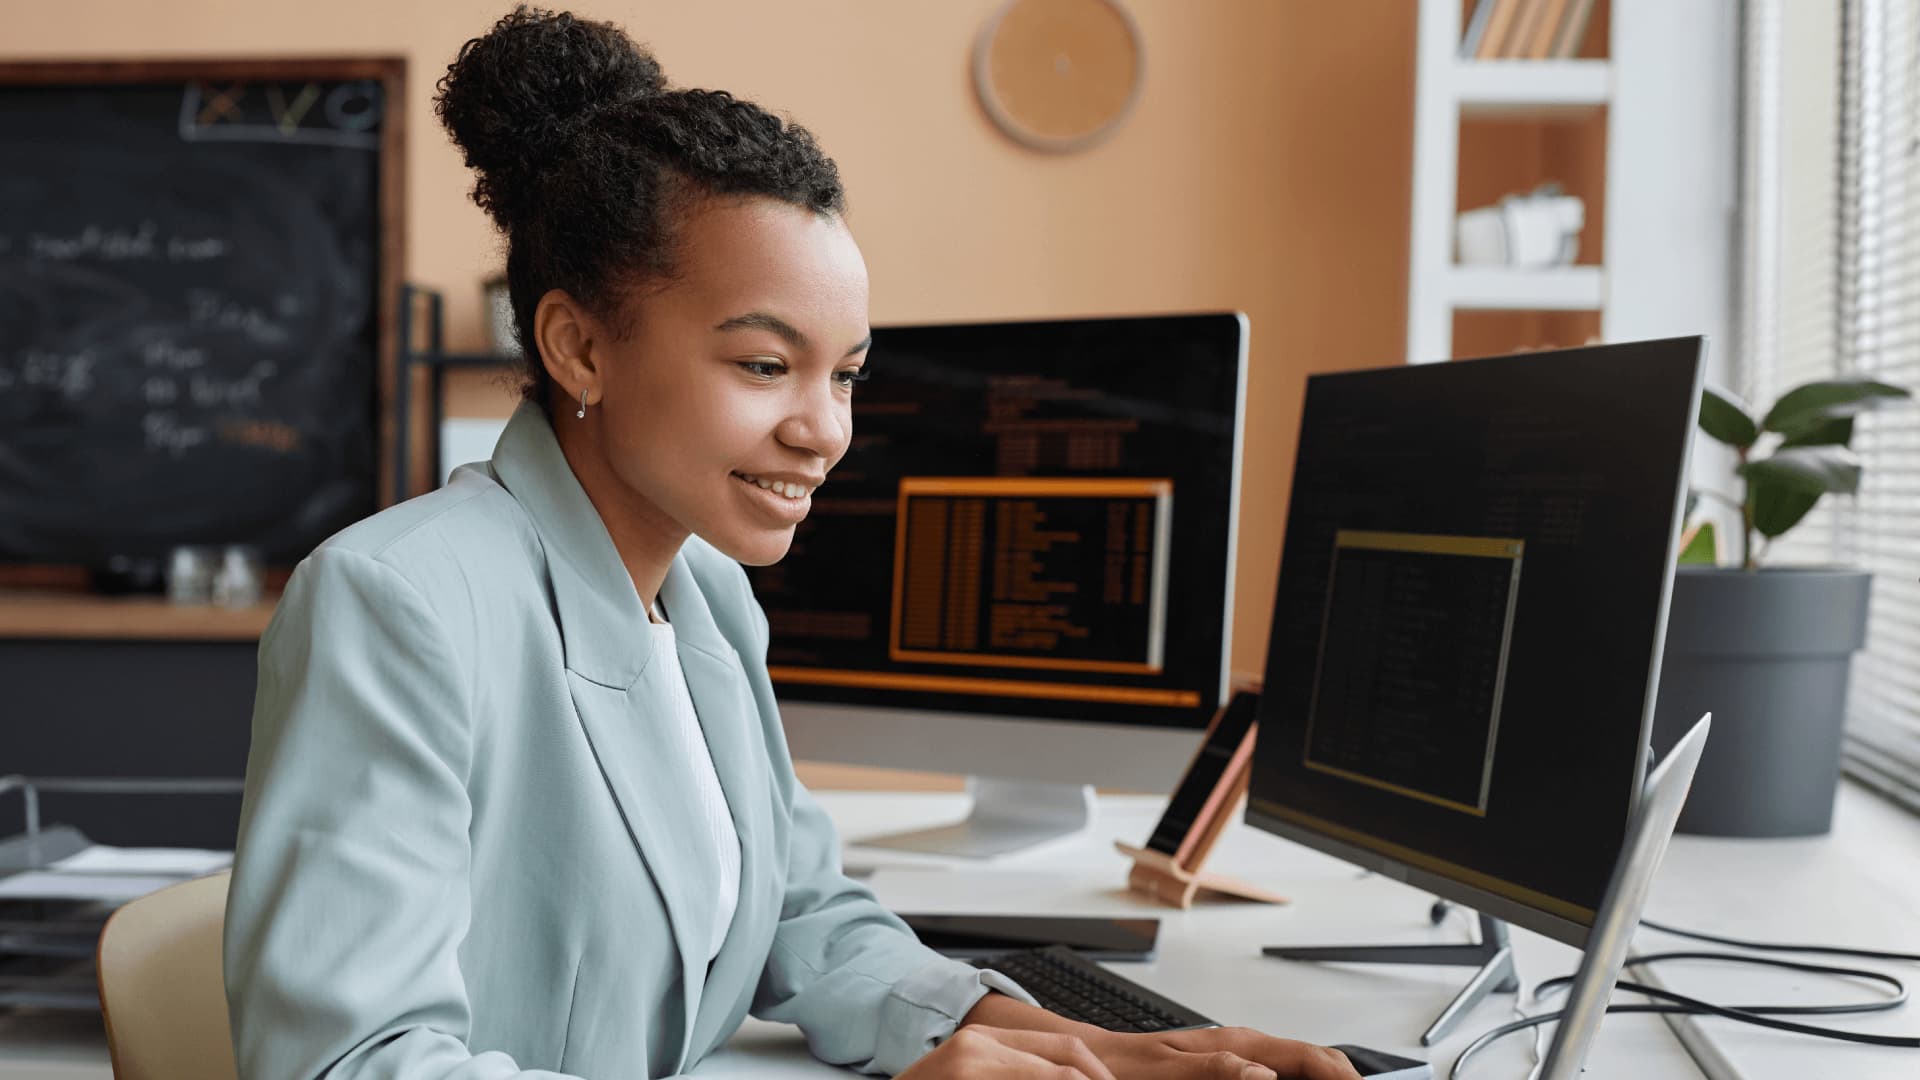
[969, 944, 1217, 1033]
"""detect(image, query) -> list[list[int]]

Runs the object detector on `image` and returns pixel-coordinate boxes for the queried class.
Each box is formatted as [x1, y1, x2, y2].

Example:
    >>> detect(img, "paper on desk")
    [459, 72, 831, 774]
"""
[0, 871, 189, 902]
[50, 846, 231, 876]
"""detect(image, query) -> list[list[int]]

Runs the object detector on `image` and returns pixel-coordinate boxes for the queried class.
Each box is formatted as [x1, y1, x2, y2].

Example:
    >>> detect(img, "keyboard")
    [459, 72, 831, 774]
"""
[971, 945, 1218, 1033]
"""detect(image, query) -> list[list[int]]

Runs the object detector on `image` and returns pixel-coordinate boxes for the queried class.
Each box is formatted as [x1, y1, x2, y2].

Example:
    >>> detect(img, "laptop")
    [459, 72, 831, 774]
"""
[1536, 712, 1711, 1078]
[1334, 712, 1713, 1078]
[952, 714, 1712, 1077]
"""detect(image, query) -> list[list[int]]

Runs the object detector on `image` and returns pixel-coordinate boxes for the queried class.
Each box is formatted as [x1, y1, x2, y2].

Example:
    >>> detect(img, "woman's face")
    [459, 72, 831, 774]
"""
[577, 196, 870, 567]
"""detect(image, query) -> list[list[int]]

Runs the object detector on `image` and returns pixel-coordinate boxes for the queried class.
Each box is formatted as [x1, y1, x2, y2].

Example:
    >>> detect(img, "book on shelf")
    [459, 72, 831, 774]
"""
[1460, 0, 1499, 58]
[1470, 0, 1526, 60]
[1550, 0, 1598, 59]
[1460, 0, 1599, 61]
[1525, 0, 1574, 58]
[1505, 0, 1553, 59]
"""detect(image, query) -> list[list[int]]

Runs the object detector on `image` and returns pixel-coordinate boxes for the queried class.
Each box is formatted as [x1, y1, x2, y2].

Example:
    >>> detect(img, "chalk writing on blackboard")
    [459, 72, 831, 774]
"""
[0, 73, 385, 563]
[220, 418, 303, 454]
[179, 80, 381, 150]
[24, 223, 231, 264]
[143, 412, 210, 457]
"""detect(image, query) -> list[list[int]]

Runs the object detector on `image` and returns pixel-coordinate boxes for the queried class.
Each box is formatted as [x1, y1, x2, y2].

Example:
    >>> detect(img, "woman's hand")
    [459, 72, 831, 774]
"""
[1079, 1025, 1363, 1080]
[944, 994, 1361, 1079]
[897, 1025, 1119, 1079]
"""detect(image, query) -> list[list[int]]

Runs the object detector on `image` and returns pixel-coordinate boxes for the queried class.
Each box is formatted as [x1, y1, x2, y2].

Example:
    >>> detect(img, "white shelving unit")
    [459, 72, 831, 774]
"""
[1405, 0, 1739, 374]
[1454, 58, 1611, 117]
[1449, 265, 1605, 310]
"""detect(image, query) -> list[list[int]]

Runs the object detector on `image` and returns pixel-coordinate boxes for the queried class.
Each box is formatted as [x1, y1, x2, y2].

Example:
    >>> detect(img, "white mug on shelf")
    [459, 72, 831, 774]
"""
[1456, 185, 1585, 269]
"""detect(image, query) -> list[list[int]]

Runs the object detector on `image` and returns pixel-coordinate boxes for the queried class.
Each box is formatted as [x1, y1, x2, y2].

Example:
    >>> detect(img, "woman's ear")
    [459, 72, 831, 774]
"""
[533, 289, 601, 407]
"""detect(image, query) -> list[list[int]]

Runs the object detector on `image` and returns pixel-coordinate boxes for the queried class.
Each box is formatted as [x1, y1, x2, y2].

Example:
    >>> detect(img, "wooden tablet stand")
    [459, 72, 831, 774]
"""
[1115, 690, 1288, 909]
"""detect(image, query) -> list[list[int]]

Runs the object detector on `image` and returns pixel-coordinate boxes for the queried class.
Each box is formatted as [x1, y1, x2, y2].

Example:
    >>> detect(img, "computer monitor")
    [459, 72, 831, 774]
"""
[1243, 337, 1705, 1043]
[749, 313, 1248, 856]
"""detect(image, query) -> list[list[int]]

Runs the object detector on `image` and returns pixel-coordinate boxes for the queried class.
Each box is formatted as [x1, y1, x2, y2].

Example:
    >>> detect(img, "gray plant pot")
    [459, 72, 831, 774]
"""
[1651, 566, 1871, 836]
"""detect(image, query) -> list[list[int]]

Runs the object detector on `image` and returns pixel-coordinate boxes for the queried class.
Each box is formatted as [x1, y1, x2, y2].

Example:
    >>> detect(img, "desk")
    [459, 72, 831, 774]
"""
[2, 784, 1915, 1079]
[696, 785, 1920, 1079]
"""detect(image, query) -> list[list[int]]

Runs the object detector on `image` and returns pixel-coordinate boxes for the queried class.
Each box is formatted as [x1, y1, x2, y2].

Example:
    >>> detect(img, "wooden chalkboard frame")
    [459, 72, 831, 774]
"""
[0, 57, 408, 594]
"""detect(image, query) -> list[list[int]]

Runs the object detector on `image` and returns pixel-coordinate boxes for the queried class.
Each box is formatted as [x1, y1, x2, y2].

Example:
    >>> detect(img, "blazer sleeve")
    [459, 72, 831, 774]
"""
[738, 584, 1036, 1076]
[223, 548, 584, 1080]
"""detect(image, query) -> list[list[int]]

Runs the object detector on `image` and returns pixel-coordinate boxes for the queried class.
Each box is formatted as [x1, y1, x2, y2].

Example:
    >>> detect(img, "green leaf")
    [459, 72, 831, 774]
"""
[1677, 521, 1719, 564]
[1750, 483, 1822, 541]
[1739, 445, 1863, 497]
[1699, 385, 1759, 449]
[1778, 416, 1854, 448]
[1763, 376, 1910, 438]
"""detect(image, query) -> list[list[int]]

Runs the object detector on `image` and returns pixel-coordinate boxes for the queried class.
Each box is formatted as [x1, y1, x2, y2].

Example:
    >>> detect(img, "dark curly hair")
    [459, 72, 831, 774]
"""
[434, 5, 847, 400]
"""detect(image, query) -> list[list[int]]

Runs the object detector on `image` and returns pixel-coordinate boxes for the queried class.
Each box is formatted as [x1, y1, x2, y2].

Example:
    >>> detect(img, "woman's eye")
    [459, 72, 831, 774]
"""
[834, 368, 871, 389]
[739, 359, 786, 379]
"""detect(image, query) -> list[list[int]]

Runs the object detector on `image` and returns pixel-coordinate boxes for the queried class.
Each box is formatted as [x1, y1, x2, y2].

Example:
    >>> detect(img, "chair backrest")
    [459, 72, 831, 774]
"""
[96, 870, 238, 1080]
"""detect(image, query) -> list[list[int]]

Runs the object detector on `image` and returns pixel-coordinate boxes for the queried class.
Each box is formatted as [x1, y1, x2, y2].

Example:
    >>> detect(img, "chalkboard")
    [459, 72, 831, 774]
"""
[0, 61, 404, 568]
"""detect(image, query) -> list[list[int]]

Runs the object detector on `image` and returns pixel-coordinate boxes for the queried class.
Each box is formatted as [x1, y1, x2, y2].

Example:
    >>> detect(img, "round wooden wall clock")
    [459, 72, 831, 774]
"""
[973, 0, 1144, 152]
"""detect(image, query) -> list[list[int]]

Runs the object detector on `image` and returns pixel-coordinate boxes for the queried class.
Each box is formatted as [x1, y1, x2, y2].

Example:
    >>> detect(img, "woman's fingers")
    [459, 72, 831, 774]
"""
[991, 1028, 1121, 1080]
[929, 1024, 1359, 1080]
[948, 1025, 1118, 1080]
[1278, 1043, 1359, 1080]
[1160, 1027, 1363, 1080]
[1194, 1048, 1277, 1080]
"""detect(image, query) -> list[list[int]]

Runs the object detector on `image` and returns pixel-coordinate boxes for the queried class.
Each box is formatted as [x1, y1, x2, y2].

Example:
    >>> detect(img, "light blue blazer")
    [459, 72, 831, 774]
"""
[224, 402, 1026, 1079]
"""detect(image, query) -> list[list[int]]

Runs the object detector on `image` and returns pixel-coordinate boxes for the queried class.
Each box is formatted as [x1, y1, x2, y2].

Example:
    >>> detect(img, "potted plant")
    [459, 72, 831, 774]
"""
[1654, 375, 1909, 836]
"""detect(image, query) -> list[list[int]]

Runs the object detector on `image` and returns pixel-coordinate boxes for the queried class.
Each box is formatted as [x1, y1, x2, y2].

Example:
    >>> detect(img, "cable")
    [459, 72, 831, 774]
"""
[1451, 963, 1914, 1078]
[1452, 999, 1756, 1078]
[1538, 951, 1910, 1019]
[1444, 916, 1920, 1078]
[1427, 900, 1545, 1076]
[1640, 918, 1920, 964]
[1429, 898, 1920, 965]
[1452, 1002, 1663, 1079]
[1432, 900, 1548, 1078]
[1616, 977, 1916, 1044]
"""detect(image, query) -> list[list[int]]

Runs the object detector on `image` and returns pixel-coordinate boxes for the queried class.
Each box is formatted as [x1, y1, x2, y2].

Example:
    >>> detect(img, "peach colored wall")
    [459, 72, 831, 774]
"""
[6, 0, 1414, 674]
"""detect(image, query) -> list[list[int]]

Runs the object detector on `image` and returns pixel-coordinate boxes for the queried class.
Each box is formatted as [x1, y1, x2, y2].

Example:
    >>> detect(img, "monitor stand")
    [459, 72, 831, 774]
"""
[1262, 909, 1517, 1045]
[855, 778, 1098, 858]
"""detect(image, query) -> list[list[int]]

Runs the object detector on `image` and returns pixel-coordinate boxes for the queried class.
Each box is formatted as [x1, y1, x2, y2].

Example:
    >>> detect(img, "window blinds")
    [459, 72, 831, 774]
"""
[1766, 0, 1920, 812]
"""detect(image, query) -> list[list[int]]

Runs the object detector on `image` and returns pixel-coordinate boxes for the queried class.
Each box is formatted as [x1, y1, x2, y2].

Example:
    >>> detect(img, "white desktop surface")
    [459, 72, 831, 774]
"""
[715, 786, 1920, 1079]
[2, 784, 1915, 1080]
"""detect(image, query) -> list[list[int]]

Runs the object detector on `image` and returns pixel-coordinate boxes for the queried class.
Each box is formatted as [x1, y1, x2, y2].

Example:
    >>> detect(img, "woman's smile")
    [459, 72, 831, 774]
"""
[730, 469, 818, 524]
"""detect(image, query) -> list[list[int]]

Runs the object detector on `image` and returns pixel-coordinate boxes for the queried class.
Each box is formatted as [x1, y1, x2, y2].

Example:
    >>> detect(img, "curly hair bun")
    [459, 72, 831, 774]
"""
[435, 5, 664, 224]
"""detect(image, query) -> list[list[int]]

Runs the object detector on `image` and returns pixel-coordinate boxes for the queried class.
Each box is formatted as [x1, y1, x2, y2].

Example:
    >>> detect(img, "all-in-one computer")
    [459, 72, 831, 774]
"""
[1245, 338, 1707, 1044]
[750, 313, 1248, 855]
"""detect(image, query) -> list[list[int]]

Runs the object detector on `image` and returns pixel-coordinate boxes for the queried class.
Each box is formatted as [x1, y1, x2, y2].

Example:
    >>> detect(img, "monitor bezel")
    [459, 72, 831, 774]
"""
[767, 310, 1250, 741]
[1244, 336, 1707, 949]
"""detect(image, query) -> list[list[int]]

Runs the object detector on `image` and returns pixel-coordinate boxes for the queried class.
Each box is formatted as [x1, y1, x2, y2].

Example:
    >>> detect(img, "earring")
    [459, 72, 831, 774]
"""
[577, 388, 588, 420]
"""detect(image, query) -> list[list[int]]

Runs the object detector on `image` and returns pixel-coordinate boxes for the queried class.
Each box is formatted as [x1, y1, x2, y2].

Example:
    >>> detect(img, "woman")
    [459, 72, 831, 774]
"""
[222, 8, 1360, 1079]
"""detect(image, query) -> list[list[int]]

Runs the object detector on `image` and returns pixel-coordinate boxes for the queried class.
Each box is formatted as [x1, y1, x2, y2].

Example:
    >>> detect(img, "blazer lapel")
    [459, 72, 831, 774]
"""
[489, 400, 648, 688]
[658, 559, 780, 1056]
[563, 668, 710, 1064]
[489, 402, 706, 1058]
